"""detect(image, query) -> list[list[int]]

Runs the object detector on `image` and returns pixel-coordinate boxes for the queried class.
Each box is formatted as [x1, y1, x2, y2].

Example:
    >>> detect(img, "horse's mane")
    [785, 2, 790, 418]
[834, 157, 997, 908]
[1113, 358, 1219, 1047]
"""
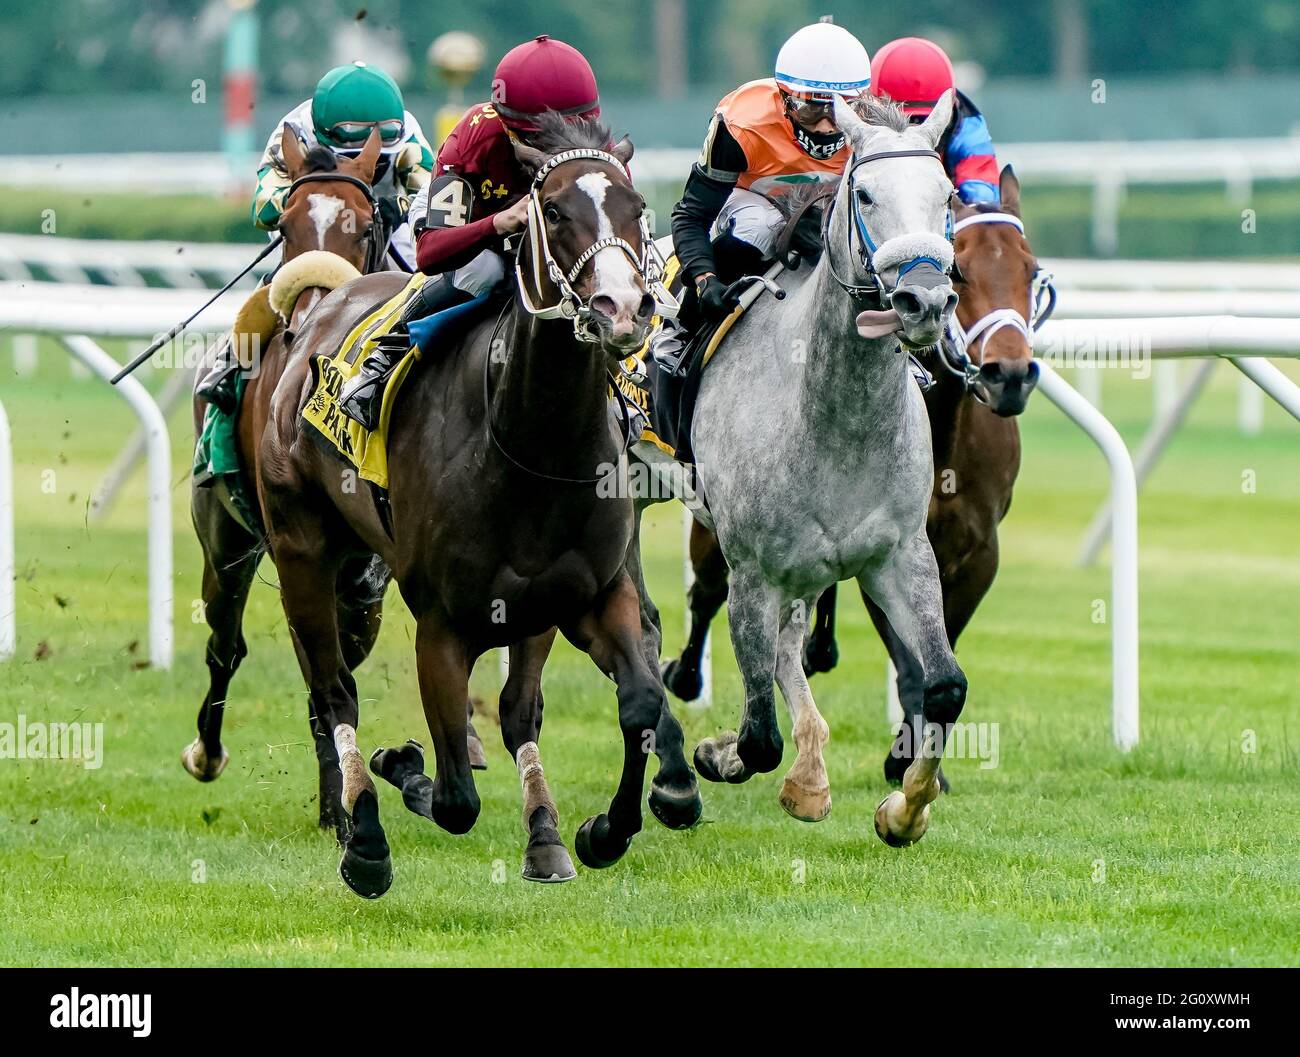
[850, 95, 911, 134]
[524, 110, 617, 155]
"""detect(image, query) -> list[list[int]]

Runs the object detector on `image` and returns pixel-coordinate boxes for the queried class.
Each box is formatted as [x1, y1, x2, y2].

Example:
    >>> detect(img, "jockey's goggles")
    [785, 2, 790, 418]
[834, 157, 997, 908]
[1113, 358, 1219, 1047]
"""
[784, 94, 836, 125]
[324, 118, 406, 149]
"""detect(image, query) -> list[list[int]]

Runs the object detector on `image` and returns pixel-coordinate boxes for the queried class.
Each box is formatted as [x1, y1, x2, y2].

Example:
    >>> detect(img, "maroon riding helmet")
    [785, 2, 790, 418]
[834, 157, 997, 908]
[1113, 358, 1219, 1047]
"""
[490, 35, 601, 132]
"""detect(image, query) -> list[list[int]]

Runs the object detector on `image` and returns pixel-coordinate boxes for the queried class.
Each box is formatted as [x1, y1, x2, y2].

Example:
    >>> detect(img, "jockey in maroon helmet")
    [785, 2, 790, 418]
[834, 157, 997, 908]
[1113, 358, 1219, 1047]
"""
[339, 35, 605, 428]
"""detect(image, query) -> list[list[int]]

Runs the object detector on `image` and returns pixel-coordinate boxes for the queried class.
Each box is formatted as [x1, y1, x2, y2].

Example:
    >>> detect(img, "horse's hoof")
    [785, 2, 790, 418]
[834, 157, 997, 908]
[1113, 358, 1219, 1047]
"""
[873, 790, 930, 848]
[648, 778, 703, 830]
[779, 778, 831, 823]
[467, 731, 488, 770]
[574, 814, 631, 870]
[522, 841, 577, 883]
[661, 658, 702, 702]
[398, 773, 436, 821]
[693, 732, 749, 784]
[181, 738, 229, 782]
[338, 790, 392, 899]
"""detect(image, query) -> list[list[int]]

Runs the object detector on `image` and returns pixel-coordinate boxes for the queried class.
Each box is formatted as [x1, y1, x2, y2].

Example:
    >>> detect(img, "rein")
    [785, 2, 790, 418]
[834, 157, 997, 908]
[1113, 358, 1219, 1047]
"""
[481, 300, 636, 486]
[936, 211, 1057, 401]
[823, 148, 953, 306]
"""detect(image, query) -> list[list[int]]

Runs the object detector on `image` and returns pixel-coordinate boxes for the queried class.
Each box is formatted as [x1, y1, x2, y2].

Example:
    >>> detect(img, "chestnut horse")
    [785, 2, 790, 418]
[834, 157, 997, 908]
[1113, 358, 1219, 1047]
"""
[185, 128, 394, 799]
[219, 115, 698, 898]
[663, 166, 1047, 792]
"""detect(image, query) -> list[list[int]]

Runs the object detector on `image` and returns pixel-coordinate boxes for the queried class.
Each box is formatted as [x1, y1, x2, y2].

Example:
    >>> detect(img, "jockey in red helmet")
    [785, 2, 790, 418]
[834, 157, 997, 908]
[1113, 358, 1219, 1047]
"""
[339, 35, 605, 428]
[870, 37, 1000, 204]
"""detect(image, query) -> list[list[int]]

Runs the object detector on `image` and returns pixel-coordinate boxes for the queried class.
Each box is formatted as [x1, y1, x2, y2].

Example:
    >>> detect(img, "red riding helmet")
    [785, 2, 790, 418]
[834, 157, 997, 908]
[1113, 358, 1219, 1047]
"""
[491, 35, 600, 131]
[870, 37, 955, 117]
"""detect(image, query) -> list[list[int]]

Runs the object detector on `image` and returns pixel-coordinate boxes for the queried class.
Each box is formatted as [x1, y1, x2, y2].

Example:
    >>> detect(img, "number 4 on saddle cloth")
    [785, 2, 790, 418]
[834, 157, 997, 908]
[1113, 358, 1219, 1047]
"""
[301, 275, 492, 492]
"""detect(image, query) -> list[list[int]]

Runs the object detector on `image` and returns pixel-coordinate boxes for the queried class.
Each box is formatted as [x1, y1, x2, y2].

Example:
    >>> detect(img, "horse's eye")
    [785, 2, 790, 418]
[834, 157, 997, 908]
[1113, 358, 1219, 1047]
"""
[855, 187, 872, 208]
[544, 204, 561, 224]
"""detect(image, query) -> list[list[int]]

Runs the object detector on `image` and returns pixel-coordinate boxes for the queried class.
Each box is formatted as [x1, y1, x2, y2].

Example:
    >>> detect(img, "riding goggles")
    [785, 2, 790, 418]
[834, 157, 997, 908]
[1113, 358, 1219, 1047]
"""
[323, 118, 406, 149]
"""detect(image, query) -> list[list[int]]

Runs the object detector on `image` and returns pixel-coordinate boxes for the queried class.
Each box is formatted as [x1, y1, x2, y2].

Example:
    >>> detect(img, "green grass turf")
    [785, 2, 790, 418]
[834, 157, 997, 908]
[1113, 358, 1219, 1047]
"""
[0, 345, 1297, 966]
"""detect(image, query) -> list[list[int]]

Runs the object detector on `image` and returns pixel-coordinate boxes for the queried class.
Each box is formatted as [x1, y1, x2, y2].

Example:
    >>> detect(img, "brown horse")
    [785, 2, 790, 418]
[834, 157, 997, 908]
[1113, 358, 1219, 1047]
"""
[663, 165, 1045, 792]
[217, 114, 698, 898]
[184, 127, 392, 800]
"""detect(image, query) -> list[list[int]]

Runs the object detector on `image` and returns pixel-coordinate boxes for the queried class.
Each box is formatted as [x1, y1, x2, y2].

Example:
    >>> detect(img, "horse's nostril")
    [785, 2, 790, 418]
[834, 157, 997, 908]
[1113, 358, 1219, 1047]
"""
[980, 361, 1004, 384]
[944, 292, 959, 315]
[590, 294, 618, 320]
[892, 290, 922, 317]
[637, 293, 655, 319]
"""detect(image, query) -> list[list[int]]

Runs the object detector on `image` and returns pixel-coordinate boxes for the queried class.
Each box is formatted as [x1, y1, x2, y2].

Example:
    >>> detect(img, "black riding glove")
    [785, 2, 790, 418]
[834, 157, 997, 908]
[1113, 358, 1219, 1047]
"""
[696, 276, 739, 321]
[377, 195, 405, 233]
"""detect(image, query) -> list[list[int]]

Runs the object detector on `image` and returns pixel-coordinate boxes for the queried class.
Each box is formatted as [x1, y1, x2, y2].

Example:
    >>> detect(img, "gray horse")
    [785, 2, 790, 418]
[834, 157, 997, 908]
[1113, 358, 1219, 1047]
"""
[645, 93, 967, 847]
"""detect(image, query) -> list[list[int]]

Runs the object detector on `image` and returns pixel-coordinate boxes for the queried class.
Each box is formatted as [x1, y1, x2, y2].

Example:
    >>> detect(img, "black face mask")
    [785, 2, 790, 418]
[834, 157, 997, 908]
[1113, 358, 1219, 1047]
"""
[791, 120, 845, 160]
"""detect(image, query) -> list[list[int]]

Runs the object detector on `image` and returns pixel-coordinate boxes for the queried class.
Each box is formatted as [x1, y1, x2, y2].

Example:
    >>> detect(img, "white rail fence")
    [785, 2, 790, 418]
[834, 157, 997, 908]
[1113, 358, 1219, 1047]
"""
[5, 277, 1300, 750]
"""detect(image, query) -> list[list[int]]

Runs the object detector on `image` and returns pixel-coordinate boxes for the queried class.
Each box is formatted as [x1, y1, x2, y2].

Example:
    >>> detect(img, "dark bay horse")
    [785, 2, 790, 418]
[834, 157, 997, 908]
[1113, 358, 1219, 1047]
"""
[663, 165, 1046, 793]
[244, 115, 699, 897]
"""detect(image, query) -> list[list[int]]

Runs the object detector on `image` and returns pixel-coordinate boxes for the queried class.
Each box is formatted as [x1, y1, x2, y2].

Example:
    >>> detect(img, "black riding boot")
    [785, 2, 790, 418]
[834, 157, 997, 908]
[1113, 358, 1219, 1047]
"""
[196, 337, 240, 415]
[338, 275, 469, 430]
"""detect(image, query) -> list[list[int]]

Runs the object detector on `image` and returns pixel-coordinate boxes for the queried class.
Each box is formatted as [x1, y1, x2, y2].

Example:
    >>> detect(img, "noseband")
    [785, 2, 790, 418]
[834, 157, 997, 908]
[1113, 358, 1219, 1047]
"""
[514, 148, 679, 341]
[824, 148, 955, 307]
[938, 211, 1057, 400]
[284, 171, 389, 275]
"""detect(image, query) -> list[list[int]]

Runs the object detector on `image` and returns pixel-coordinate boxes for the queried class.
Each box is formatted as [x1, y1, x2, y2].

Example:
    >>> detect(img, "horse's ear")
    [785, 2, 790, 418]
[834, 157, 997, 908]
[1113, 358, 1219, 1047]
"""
[351, 128, 382, 185]
[512, 137, 547, 176]
[916, 90, 955, 150]
[999, 164, 1022, 217]
[832, 94, 872, 153]
[281, 123, 308, 180]
[611, 135, 634, 166]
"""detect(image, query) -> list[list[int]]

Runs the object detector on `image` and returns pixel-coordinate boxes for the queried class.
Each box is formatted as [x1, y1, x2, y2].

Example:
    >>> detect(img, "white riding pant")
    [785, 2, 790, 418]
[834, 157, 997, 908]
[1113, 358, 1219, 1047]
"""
[710, 188, 785, 257]
[449, 248, 507, 298]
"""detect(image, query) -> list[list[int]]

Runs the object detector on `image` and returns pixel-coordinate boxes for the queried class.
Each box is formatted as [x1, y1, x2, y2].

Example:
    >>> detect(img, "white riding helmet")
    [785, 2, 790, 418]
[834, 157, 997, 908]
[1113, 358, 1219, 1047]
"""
[775, 22, 872, 103]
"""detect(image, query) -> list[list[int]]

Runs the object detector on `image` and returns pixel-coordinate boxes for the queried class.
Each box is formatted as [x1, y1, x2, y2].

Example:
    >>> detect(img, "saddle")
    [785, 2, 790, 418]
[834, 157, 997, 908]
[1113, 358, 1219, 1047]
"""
[616, 250, 784, 466]
[300, 275, 494, 492]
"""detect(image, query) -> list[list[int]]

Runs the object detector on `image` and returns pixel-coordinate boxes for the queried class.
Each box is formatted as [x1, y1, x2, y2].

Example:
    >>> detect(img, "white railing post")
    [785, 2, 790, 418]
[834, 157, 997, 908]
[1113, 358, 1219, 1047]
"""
[0, 398, 13, 661]
[59, 336, 173, 669]
[1037, 363, 1139, 751]
[1229, 357, 1300, 422]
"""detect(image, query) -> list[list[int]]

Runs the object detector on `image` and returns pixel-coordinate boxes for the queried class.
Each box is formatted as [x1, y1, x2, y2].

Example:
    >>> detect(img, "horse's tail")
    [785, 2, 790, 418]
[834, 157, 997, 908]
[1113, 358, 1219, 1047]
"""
[269, 250, 362, 320]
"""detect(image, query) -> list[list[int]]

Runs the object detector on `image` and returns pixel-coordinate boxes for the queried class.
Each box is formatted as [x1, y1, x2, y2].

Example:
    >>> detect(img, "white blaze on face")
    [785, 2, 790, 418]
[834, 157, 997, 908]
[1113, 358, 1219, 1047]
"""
[575, 171, 643, 326]
[307, 192, 346, 248]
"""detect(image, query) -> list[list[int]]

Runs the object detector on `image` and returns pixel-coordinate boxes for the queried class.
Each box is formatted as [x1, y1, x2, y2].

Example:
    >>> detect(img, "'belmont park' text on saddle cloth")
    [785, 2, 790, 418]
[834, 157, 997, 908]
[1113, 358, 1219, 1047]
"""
[301, 275, 489, 490]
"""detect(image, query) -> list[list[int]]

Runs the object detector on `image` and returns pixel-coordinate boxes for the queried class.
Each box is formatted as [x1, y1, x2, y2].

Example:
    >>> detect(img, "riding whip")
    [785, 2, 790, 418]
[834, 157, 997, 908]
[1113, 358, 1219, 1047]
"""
[109, 234, 284, 384]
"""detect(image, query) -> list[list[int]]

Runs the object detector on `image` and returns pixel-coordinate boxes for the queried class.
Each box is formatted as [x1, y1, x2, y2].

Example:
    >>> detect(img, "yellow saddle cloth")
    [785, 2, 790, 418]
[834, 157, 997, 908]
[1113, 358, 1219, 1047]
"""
[614, 252, 751, 459]
[301, 273, 427, 491]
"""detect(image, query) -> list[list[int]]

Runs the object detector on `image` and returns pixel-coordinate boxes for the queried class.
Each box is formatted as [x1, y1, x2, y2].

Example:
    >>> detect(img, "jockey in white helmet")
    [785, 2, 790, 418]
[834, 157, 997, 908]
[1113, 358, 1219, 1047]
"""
[670, 20, 871, 319]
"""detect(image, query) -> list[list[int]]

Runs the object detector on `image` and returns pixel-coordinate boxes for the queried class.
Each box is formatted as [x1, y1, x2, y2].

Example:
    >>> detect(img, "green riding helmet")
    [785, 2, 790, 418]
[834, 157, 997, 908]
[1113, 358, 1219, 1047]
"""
[311, 61, 406, 153]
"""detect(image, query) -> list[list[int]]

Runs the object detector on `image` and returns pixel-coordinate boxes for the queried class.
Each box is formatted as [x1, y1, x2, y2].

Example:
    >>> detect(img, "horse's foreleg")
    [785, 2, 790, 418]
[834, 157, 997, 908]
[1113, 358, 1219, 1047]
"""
[663, 517, 729, 702]
[498, 629, 574, 882]
[861, 534, 967, 848]
[775, 600, 831, 822]
[276, 543, 391, 899]
[695, 564, 783, 783]
[408, 614, 480, 835]
[567, 572, 700, 869]
[183, 495, 259, 782]
[802, 583, 840, 676]
[864, 595, 934, 789]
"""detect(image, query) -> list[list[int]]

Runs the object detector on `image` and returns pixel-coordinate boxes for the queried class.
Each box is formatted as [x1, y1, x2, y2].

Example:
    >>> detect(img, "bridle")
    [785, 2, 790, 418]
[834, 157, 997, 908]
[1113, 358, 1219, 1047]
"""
[936, 211, 1057, 400]
[823, 148, 955, 307]
[514, 147, 679, 341]
[284, 171, 390, 275]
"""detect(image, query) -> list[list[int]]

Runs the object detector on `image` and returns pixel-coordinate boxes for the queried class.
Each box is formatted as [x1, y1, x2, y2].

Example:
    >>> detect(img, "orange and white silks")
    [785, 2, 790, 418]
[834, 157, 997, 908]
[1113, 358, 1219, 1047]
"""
[712, 79, 848, 197]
